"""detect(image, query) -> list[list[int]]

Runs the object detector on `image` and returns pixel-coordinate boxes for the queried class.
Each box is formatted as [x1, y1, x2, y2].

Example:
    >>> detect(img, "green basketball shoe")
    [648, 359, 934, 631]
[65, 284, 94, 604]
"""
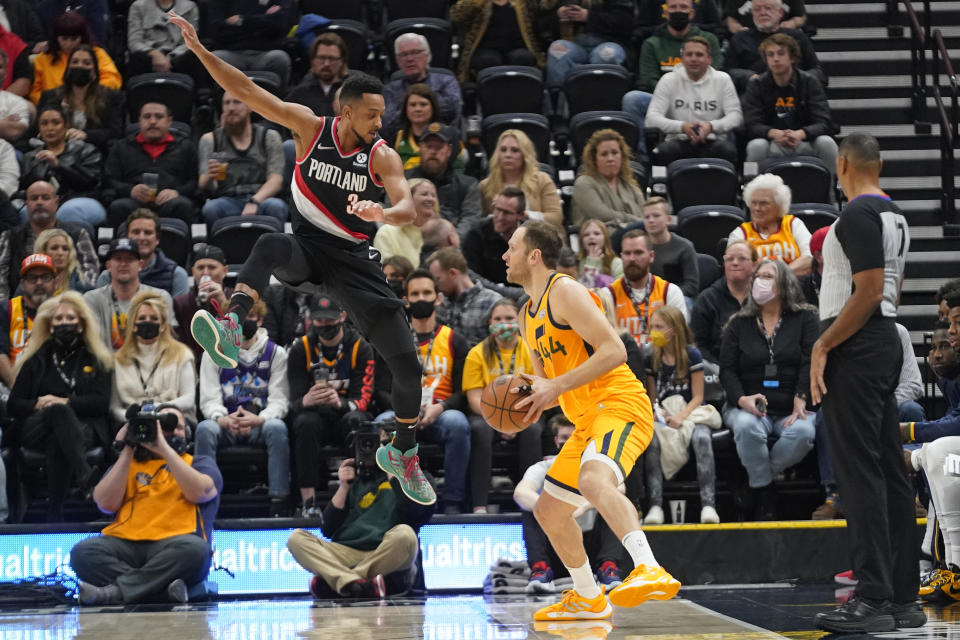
[375, 441, 437, 505]
[191, 308, 241, 369]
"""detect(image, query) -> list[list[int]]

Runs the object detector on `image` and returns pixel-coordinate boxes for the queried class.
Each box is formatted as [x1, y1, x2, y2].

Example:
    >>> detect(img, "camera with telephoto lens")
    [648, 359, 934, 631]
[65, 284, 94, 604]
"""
[124, 401, 179, 447]
[312, 364, 331, 385]
[347, 426, 381, 478]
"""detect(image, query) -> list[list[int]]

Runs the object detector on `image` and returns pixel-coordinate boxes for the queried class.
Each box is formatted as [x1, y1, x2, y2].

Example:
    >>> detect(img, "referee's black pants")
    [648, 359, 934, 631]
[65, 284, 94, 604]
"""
[822, 316, 918, 602]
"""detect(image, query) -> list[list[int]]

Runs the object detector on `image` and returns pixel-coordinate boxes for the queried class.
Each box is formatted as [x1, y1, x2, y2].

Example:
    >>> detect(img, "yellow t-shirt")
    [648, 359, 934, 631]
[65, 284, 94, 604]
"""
[462, 340, 535, 391]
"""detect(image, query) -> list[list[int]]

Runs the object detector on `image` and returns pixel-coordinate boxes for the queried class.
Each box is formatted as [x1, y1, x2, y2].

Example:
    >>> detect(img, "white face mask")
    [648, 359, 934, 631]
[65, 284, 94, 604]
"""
[752, 278, 777, 305]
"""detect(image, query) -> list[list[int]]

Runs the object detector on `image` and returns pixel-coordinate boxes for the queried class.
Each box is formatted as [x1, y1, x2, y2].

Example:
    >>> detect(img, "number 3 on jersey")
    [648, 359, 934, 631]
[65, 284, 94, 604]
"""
[346, 193, 359, 215]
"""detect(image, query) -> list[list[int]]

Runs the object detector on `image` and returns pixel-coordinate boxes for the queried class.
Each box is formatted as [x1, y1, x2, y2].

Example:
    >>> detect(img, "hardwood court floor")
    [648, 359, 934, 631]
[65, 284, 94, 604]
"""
[1, 584, 958, 640]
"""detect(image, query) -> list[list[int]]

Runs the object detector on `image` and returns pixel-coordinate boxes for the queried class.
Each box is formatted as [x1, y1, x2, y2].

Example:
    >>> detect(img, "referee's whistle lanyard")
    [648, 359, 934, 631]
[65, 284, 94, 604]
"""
[624, 276, 655, 336]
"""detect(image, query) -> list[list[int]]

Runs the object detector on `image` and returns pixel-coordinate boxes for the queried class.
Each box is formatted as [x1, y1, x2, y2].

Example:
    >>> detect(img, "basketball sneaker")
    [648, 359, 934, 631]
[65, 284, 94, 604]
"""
[191, 306, 241, 369]
[919, 567, 955, 602]
[596, 561, 623, 589]
[534, 620, 613, 640]
[375, 441, 436, 505]
[834, 570, 858, 585]
[527, 562, 556, 594]
[607, 564, 681, 607]
[533, 588, 612, 621]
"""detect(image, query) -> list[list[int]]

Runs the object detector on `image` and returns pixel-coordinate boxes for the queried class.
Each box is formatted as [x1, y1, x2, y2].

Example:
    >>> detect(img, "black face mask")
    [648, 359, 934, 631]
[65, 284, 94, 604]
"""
[65, 67, 92, 86]
[315, 322, 342, 341]
[242, 319, 259, 340]
[134, 321, 160, 340]
[52, 323, 81, 349]
[408, 299, 436, 319]
[165, 434, 188, 455]
[388, 279, 405, 298]
[667, 11, 691, 30]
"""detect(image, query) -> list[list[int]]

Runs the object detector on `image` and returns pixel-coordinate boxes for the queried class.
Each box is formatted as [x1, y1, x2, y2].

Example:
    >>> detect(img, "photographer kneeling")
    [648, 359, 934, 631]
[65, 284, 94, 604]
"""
[70, 405, 222, 605]
[287, 428, 435, 598]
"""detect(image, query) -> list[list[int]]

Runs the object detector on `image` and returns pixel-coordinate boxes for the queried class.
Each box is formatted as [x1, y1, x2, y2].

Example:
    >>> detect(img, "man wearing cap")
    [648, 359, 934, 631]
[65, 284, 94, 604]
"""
[197, 91, 288, 225]
[84, 238, 175, 351]
[404, 123, 482, 238]
[799, 225, 828, 307]
[0, 253, 57, 387]
[95, 209, 191, 299]
[0, 180, 98, 304]
[287, 296, 376, 518]
[196, 298, 290, 517]
[173, 244, 233, 363]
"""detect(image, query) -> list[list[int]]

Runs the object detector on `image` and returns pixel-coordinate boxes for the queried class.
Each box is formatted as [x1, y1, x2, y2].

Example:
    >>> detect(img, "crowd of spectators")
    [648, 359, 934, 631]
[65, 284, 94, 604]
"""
[0, 0, 952, 603]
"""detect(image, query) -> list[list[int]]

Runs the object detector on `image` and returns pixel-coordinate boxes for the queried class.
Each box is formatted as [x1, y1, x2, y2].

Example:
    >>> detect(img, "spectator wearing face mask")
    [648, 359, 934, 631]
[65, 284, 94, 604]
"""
[286, 296, 376, 519]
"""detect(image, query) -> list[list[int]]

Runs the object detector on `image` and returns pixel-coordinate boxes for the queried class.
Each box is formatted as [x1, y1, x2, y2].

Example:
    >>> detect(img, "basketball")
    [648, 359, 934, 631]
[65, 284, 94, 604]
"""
[480, 374, 533, 434]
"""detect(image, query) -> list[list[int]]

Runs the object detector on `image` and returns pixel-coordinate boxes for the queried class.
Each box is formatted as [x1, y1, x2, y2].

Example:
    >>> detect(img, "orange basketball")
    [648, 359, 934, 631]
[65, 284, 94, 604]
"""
[480, 374, 533, 434]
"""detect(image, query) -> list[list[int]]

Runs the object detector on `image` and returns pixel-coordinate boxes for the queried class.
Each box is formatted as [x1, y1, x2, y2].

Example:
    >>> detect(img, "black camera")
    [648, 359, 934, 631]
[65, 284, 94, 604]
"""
[312, 364, 331, 385]
[348, 427, 381, 478]
[124, 401, 179, 447]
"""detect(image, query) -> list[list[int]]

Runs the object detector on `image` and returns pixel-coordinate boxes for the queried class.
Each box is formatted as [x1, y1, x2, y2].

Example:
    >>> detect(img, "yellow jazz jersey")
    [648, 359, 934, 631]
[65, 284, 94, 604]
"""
[522, 272, 647, 422]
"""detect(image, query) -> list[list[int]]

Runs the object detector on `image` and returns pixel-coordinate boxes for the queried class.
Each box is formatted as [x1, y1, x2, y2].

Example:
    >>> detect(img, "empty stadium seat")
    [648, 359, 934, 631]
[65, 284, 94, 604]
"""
[697, 252, 722, 292]
[158, 218, 192, 268]
[563, 64, 632, 116]
[666, 158, 739, 212]
[569, 111, 638, 160]
[481, 113, 551, 161]
[677, 205, 746, 258]
[383, 18, 454, 70]
[476, 66, 543, 116]
[386, 0, 449, 20]
[126, 72, 195, 123]
[209, 216, 284, 265]
[315, 19, 371, 70]
[761, 155, 833, 205]
[789, 202, 839, 232]
[300, 0, 364, 20]
[630, 160, 649, 195]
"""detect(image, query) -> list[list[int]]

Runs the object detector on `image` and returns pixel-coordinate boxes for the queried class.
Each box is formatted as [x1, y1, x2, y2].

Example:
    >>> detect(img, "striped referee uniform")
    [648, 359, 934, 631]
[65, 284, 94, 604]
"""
[819, 193, 917, 604]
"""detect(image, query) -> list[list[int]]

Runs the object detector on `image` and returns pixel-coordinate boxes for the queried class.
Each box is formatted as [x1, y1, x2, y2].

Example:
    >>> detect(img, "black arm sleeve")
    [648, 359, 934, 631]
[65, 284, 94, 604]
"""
[441, 332, 469, 412]
[7, 353, 39, 419]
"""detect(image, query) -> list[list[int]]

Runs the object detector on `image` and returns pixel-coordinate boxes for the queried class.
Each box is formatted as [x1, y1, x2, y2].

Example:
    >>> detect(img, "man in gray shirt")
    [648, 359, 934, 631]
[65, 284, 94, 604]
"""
[84, 238, 175, 350]
[126, 0, 205, 81]
[197, 91, 287, 225]
[641, 197, 700, 300]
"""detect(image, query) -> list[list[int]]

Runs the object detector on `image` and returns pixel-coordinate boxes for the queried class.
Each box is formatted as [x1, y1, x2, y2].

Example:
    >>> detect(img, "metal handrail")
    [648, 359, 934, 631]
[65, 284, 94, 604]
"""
[932, 29, 959, 148]
[933, 86, 956, 226]
[902, 0, 929, 125]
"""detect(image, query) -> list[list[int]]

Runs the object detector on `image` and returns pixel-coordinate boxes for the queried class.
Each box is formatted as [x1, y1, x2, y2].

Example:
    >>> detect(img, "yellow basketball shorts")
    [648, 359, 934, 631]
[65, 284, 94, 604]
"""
[543, 397, 653, 506]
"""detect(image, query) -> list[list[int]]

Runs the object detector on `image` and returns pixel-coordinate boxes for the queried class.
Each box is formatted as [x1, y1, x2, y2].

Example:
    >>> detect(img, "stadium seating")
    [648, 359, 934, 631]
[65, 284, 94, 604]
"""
[667, 158, 740, 212]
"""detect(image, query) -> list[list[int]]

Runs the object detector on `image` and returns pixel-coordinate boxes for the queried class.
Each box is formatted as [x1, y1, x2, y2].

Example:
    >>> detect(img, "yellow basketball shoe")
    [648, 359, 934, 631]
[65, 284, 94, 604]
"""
[607, 564, 681, 608]
[533, 588, 613, 621]
[533, 620, 614, 640]
[918, 567, 954, 602]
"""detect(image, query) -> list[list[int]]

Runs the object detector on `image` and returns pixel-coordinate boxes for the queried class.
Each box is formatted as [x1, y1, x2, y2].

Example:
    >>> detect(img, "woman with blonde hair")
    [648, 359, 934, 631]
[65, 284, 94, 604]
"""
[374, 178, 437, 266]
[8, 291, 112, 520]
[571, 128, 644, 227]
[577, 218, 623, 288]
[479, 129, 562, 226]
[111, 291, 196, 425]
[640, 305, 721, 524]
[34, 228, 94, 295]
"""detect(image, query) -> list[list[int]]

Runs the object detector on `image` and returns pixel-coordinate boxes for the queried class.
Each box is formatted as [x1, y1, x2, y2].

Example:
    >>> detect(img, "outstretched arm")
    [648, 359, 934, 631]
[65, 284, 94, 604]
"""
[168, 12, 318, 150]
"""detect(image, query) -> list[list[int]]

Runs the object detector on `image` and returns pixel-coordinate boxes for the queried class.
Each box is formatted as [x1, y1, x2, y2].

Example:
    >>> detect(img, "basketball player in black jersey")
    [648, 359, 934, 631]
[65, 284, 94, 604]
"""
[169, 13, 435, 505]
[810, 133, 924, 632]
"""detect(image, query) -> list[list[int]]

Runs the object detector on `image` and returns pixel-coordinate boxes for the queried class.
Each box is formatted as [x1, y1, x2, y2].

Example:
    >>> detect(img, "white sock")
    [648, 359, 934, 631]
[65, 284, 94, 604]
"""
[565, 561, 601, 598]
[622, 530, 658, 569]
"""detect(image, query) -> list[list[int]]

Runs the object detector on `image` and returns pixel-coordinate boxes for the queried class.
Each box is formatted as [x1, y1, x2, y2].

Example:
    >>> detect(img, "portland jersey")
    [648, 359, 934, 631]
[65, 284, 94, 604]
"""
[523, 272, 648, 423]
[292, 116, 387, 243]
[820, 194, 908, 321]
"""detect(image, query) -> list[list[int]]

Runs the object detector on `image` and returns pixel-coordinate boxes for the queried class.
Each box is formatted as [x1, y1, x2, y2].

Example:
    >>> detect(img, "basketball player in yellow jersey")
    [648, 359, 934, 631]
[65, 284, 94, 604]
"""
[504, 221, 681, 621]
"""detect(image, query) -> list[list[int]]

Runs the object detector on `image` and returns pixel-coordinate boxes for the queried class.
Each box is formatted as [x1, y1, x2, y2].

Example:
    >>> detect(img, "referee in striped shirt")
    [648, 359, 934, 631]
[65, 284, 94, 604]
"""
[810, 133, 925, 633]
